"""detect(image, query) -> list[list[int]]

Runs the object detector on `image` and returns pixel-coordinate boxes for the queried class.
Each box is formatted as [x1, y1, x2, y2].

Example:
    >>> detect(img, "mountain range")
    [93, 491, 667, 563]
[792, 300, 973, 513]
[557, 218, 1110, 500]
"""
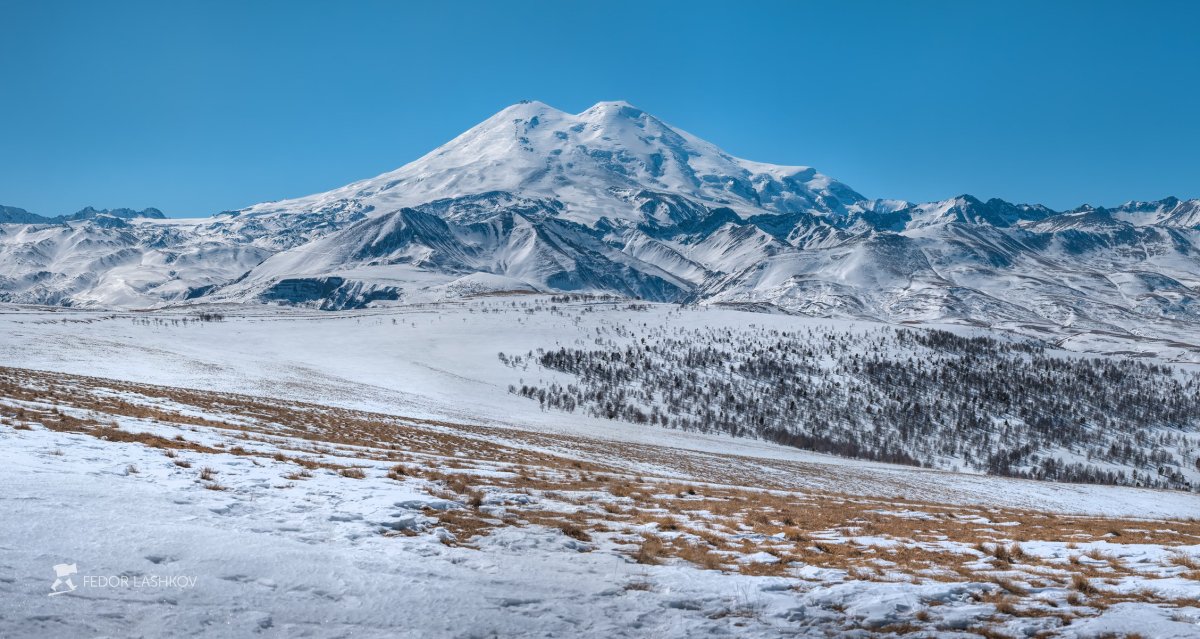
[2, 100, 1198, 353]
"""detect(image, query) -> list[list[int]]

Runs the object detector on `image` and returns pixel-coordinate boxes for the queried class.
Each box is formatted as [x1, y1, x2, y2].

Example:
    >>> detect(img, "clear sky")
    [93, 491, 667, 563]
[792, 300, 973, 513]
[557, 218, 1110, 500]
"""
[1, 0, 1197, 217]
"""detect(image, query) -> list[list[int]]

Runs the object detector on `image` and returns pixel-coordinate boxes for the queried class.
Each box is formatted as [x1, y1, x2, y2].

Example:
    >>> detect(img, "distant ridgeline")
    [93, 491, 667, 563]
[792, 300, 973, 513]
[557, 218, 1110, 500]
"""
[0, 205, 165, 224]
[0, 102, 1199, 350]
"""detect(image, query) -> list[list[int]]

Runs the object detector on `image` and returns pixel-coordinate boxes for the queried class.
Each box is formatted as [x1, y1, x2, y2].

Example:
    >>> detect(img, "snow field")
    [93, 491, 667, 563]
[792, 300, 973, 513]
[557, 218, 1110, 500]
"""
[3, 365, 1200, 637]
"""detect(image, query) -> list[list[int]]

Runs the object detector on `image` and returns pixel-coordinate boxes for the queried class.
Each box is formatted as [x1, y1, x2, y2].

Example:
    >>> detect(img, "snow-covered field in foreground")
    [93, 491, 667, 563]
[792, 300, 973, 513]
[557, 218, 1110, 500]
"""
[2, 299, 1199, 637]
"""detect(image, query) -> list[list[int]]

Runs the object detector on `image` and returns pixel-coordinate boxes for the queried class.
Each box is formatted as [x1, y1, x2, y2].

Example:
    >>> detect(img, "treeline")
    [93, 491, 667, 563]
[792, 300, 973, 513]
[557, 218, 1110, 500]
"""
[130, 312, 225, 326]
[502, 325, 1200, 491]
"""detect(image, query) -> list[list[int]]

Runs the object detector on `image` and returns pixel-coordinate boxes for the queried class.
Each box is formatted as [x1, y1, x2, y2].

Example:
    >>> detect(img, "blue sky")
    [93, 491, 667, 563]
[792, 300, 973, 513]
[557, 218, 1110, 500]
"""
[1, 0, 1197, 216]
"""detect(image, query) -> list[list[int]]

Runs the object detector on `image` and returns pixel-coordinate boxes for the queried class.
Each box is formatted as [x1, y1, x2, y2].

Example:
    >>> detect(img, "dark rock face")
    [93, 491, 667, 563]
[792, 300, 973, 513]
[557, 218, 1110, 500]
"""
[259, 277, 402, 310]
[0, 205, 49, 224]
[0, 204, 166, 224]
[260, 277, 349, 303]
[62, 207, 166, 221]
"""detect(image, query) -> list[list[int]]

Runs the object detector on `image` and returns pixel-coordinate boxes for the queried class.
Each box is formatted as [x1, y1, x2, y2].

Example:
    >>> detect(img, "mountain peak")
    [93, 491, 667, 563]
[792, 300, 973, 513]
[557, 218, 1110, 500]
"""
[579, 101, 651, 125]
[64, 206, 165, 221]
[0, 204, 49, 224]
[582, 100, 643, 114]
[495, 100, 561, 118]
[493, 100, 646, 122]
[588, 100, 637, 109]
[233, 99, 867, 226]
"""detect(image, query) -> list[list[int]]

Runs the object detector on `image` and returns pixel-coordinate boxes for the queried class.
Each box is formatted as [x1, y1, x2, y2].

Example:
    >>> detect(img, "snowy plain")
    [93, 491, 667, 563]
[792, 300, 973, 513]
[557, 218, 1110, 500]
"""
[2, 298, 1200, 638]
[5, 419, 1199, 639]
[1, 299, 1197, 517]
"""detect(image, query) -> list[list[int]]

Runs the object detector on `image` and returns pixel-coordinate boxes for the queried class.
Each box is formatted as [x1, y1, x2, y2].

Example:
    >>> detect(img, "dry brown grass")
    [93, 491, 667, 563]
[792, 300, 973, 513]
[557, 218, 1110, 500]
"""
[387, 464, 409, 480]
[989, 576, 1029, 596]
[673, 542, 726, 571]
[1168, 552, 1200, 571]
[608, 481, 634, 497]
[971, 626, 1016, 639]
[1071, 573, 1097, 595]
[5, 363, 1199, 614]
[635, 536, 664, 565]
[556, 521, 592, 542]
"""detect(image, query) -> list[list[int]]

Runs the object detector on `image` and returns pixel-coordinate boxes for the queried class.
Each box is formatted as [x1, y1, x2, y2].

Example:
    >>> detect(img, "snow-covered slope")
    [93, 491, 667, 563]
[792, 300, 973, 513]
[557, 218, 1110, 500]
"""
[1111, 197, 1200, 228]
[211, 207, 691, 307]
[234, 100, 870, 228]
[1, 100, 1199, 354]
[7, 319, 1199, 637]
[0, 221, 271, 307]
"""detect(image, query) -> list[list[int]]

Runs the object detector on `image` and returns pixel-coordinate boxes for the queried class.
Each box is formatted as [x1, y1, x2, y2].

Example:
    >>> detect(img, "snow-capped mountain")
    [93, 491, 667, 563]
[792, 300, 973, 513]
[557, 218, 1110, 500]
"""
[2, 100, 1199, 354]
[234, 100, 875, 227]
[0, 205, 46, 224]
